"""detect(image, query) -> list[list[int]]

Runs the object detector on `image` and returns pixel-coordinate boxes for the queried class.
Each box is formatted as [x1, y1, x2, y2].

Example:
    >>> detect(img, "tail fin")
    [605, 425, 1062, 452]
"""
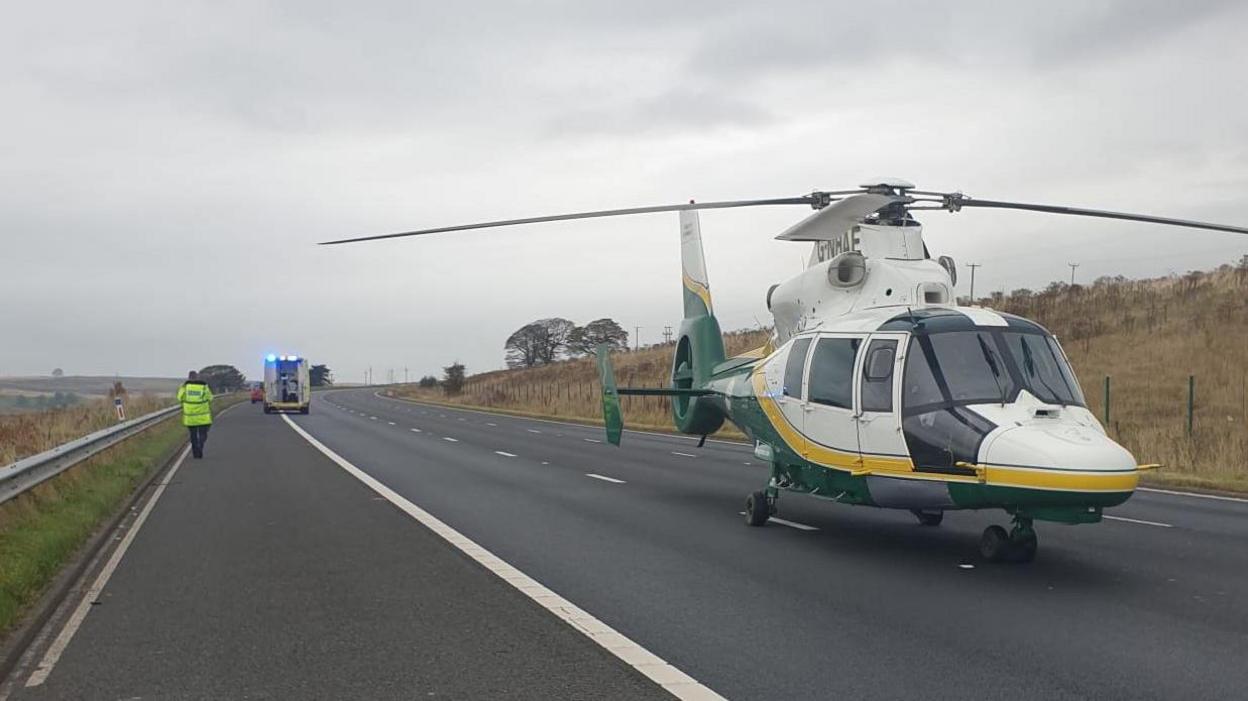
[680, 210, 714, 319]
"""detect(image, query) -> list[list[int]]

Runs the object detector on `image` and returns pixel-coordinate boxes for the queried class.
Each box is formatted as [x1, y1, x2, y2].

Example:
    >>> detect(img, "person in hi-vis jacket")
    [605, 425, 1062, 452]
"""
[177, 370, 214, 458]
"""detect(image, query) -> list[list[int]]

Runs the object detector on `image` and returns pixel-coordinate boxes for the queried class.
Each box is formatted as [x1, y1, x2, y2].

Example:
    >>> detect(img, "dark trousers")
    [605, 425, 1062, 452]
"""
[188, 425, 211, 458]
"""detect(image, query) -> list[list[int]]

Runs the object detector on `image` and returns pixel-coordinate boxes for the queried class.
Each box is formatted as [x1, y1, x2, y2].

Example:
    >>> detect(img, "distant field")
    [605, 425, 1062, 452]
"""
[0, 375, 182, 398]
[394, 261, 1248, 493]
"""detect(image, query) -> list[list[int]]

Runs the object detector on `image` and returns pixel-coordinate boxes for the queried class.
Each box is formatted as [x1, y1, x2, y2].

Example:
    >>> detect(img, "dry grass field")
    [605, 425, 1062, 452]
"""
[0, 394, 173, 465]
[395, 261, 1248, 492]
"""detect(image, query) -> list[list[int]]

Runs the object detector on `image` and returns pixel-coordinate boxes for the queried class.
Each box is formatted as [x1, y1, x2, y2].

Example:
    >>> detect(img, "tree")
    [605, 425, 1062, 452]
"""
[442, 362, 466, 396]
[567, 318, 629, 356]
[504, 317, 576, 368]
[418, 375, 438, 388]
[310, 364, 334, 387]
[51, 368, 64, 377]
[198, 364, 247, 393]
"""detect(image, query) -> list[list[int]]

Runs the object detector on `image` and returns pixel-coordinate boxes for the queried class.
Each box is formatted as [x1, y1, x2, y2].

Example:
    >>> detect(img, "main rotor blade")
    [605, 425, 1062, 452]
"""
[319, 196, 817, 245]
[952, 197, 1248, 235]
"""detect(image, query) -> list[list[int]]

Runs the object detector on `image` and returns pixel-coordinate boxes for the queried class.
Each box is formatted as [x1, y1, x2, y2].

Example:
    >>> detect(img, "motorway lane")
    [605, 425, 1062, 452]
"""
[307, 387, 1248, 700]
[5, 404, 673, 700]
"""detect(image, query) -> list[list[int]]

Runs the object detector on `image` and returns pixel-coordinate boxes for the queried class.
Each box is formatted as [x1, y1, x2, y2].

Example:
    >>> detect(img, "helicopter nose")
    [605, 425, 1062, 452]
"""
[980, 423, 1139, 497]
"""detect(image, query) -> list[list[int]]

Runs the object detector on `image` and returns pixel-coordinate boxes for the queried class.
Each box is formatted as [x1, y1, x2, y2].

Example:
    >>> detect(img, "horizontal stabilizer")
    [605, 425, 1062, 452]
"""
[617, 388, 715, 397]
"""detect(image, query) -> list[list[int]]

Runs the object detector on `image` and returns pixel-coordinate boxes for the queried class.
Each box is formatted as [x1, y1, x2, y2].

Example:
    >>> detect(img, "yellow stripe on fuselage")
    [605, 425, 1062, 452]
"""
[749, 369, 1137, 493]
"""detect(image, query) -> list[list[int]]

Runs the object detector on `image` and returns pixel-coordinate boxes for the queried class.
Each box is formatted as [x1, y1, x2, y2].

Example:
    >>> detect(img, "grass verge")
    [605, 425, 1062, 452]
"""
[0, 395, 241, 637]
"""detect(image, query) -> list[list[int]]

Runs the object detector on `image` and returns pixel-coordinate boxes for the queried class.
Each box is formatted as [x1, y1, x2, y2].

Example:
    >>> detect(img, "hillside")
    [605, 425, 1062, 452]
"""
[394, 259, 1248, 491]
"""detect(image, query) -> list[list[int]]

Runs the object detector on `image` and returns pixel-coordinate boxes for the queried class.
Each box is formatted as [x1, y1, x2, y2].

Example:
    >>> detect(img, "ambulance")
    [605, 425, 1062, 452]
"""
[263, 354, 311, 414]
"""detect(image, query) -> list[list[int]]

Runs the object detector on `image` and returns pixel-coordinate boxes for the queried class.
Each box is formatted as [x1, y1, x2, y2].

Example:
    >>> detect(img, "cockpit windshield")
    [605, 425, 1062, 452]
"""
[903, 329, 1085, 415]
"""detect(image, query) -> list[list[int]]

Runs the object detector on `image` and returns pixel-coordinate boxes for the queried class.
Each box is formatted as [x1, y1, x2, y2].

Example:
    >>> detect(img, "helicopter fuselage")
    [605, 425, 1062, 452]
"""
[703, 304, 1137, 526]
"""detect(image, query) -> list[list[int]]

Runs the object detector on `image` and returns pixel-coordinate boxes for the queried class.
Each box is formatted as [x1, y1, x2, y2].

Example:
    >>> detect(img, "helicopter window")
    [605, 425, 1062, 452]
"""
[783, 338, 812, 398]
[999, 332, 1085, 406]
[903, 333, 1017, 414]
[861, 340, 897, 412]
[808, 337, 861, 409]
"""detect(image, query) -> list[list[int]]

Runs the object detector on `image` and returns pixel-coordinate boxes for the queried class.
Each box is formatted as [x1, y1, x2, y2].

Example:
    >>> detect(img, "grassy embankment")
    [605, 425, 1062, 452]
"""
[0, 394, 173, 465]
[393, 263, 1248, 492]
[0, 394, 239, 636]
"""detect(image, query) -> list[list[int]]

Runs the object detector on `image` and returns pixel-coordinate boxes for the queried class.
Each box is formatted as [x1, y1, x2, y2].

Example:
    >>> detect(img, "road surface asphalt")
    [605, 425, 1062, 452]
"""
[6, 386, 1248, 700]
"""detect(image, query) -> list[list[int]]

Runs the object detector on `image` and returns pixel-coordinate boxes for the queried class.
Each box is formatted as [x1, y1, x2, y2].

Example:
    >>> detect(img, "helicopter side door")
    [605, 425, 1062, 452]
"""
[854, 333, 910, 474]
[800, 333, 865, 470]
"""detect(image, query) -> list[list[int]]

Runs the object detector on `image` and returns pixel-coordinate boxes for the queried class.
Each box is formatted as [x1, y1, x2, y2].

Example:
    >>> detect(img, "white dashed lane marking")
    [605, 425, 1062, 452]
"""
[486, 422, 497, 427]
[443, 437, 459, 443]
[410, 428, 421, 433]
[583, 438, 601, 444]
[1104, 514, 1173, 528]
[495, 451, 517, 457]
[387, 421, 396, 426]
[586, 473, 626, 484]
[671, 452, 696, 458]
[527, 429, 542, 434]
[738, 512, 819, 531]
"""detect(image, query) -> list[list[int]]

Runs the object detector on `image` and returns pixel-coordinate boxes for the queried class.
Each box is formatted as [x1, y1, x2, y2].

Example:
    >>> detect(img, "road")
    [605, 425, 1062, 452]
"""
[6, 386, 1248, 699]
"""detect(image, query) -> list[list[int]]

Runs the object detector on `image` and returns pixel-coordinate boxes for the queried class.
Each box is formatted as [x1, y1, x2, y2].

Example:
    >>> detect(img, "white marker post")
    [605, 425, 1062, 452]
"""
[113, 396, 125, 422]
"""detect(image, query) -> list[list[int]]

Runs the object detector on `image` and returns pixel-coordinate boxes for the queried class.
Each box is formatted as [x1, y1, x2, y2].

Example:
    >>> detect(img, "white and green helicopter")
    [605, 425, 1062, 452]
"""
[324, 178, 1247, 562]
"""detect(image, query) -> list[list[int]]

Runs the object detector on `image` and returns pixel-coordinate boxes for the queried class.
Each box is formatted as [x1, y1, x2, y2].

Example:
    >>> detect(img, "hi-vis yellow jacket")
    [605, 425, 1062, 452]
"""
[177, 381, 214, 426]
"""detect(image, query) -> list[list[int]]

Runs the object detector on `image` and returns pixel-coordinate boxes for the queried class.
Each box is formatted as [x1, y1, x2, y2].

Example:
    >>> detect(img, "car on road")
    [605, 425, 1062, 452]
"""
[250, 385, 264, 404]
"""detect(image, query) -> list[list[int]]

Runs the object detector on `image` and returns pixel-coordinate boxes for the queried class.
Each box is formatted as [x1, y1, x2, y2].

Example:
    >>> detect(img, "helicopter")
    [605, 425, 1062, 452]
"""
[322, 178, 1248, 563]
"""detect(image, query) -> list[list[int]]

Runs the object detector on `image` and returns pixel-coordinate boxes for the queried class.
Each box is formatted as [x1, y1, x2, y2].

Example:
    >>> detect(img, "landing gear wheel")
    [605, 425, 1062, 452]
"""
[745, 491, 770, 527]
[979, 525, 1011, 562]
[1009, 531, 1038, 563]
[912, 510, 944, 527]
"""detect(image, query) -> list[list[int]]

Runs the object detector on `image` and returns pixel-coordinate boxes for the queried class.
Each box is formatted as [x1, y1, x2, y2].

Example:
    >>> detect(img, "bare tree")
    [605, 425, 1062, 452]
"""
[567, 318, 630, 356]
[504, 317, 576, 367]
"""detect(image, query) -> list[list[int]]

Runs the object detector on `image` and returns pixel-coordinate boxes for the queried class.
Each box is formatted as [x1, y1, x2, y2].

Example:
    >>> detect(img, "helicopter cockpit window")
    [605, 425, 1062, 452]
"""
[808, 337, 860, 409]
[861, 340, 897, 412]
[903, 332, 1017, 413]
[1000, 332, 1086, 406]
[783, 337, 812, 398]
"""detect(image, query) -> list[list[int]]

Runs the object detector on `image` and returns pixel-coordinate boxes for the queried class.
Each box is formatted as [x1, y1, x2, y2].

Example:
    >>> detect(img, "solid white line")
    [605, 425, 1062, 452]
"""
[279, 416, 720, 700]
[671, 452, 697, 458]
[737, 512, 819, 531]
[26, 446, 192, 688]
[1138, 486, 1248, 504]
[586, 473, 626, 484]
[583, 438, 601, 444]
[495, 451, 517, 457]
[443, 437, 459, 443]
[1104, 514, 1173, 528]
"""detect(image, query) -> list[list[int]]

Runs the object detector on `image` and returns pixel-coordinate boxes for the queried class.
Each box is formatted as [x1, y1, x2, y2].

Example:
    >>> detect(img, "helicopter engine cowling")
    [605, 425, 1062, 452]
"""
[670, 315, 726, 436]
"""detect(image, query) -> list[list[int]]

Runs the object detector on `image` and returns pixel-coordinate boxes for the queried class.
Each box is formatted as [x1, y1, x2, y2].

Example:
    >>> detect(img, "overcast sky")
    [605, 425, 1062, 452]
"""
[3, 1, 1246, 383]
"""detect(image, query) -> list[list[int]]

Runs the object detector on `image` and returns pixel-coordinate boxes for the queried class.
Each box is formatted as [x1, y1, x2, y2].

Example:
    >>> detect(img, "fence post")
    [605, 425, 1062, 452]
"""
[1187, 375, 1195, 436]
[1102, 376, 1110, 427]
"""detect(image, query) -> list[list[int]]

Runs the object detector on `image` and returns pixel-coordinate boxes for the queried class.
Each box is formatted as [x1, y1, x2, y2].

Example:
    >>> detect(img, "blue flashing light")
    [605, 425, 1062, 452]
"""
[265, 354, 277, 363]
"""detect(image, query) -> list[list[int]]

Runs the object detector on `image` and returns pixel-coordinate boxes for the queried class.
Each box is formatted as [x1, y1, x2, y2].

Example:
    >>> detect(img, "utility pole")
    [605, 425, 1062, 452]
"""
[663, 325, 673, 344]
[634, 326, 641, 351]
[404, 367, 409, 384]
[1068, 262, 1080, 286]
[966, 263, 981, 303]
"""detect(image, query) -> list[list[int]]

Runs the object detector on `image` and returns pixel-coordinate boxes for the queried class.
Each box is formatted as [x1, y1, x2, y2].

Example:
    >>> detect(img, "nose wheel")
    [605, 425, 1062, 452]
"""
[745, 489, 778, 527]
[980, 516, 1038, 563]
